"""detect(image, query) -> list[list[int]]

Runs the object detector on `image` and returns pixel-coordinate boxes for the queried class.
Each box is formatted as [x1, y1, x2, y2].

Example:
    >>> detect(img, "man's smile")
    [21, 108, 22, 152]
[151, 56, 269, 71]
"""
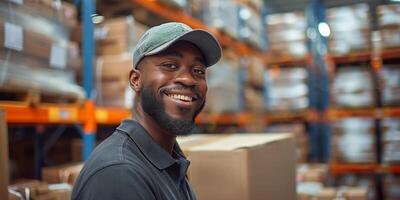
[163, 89, 200, 108]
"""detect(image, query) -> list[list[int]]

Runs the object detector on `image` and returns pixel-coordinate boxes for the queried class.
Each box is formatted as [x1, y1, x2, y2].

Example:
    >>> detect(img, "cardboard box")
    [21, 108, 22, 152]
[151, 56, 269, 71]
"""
[9, 180, 50, 199]
[0, 110, 8, 200]
[18, 0, 77, 28]
[9, 180, 72, 200]
[298, 186, 368, 200]
[297, 164, 328, 183]
[96, 54, 132, 82]
[0, 21, 80, 70]
[95, 17, 148, 55]
[178, 134, 296, 200]
[316, 187, 368, 200]
[315, 188, 336, 200]
[42, 163, 83, 185]
[383, 175, 400, 200]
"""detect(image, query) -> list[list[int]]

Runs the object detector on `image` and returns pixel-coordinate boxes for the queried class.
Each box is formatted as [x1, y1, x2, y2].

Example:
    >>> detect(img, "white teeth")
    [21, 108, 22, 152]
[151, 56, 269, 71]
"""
[169, 94, 192, 102]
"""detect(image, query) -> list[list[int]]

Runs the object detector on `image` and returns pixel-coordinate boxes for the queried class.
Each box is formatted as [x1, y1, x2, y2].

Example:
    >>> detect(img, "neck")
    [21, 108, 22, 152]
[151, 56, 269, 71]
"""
[132, 102, 176, 155]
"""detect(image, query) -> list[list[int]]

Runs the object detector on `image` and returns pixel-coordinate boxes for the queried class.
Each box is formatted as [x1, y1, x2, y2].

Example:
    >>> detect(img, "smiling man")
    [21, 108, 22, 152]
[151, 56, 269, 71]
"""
[72, 22, 221, 200]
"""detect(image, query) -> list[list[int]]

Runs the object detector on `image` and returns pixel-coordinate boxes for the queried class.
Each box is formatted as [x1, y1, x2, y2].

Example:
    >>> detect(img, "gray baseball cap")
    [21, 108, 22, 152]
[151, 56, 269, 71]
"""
[133, 22, 222, 68]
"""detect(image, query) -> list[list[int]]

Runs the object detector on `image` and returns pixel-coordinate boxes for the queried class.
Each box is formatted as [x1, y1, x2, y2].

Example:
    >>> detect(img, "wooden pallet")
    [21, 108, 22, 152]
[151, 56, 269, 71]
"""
[0, 89, 83, 106]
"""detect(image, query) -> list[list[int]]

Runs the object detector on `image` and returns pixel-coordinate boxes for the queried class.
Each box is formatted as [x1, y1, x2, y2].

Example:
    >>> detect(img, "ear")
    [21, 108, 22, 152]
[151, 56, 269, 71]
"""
[129, 68, 141, 92]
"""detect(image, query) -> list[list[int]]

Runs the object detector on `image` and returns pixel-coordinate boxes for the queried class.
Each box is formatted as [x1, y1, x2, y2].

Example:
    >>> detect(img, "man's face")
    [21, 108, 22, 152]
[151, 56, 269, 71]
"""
[136, 41, 207, 135]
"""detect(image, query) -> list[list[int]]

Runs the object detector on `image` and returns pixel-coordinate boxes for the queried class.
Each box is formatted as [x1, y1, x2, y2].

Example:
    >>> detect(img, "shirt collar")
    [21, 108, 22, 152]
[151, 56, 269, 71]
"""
[116, 119, 184, 170]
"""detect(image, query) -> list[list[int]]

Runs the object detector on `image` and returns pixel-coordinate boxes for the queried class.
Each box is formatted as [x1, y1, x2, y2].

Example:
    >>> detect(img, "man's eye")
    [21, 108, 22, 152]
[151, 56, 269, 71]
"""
[162, 63, 178, 69]
[194, 68, 206, 75]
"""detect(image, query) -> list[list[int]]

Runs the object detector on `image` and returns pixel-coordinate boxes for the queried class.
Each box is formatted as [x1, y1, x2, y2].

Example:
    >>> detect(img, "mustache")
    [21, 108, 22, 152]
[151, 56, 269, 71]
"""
[160, 84, 203, 100]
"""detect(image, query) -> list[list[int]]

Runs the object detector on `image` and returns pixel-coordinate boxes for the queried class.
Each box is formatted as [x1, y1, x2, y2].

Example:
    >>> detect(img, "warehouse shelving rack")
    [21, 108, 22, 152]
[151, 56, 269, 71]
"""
[0, 0, 97, 179]
[0, 0, 306, 177]
[327, 47, 400, 173]
[2, 0, 399, 189]
[129, 0, 319, 126]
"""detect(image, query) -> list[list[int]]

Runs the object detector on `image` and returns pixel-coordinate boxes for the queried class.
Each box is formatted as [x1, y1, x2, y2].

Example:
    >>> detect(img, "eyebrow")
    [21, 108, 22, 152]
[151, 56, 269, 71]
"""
[159, 50, 206, 66]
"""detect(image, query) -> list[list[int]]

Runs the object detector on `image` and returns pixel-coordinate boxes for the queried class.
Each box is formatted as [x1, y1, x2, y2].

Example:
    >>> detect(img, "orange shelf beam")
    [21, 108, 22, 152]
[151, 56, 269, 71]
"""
[332, 51, 371, 64]
[381, 48, 400, 60]
[264, 109, 315, 123]
[130, 0, 259, 57]
[195, 112, 252, 126]
[331, 163, 400, 175]
[267, 54, 311, 66]
[330, 163, 379, 175]
[0, 103, 86, 124]
[382, 107, 400, 117]
[96, 107, 131, 125]
[328, 108, 377, 120]
[388, 165, 400, 174]
[327, 107, 400, 120]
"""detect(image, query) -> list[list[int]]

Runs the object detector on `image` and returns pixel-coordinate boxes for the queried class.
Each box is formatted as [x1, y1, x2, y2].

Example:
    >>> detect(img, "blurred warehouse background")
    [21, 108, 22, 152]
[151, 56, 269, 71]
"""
[0, 0, 400, 199]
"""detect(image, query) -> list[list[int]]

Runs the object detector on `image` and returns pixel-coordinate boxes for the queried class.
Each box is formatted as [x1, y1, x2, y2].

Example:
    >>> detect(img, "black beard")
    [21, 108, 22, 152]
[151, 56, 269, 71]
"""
[140, 85, 205, 136]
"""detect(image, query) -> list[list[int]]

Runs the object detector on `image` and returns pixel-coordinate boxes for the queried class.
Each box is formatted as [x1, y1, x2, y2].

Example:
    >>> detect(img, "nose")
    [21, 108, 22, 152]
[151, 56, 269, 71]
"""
[174, 67, 197, 87]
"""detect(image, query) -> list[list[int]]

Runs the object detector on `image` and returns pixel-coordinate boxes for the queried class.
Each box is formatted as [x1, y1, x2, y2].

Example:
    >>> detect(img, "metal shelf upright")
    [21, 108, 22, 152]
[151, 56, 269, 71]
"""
[305, 0, 330, 162]
[81, 0, 96, 160]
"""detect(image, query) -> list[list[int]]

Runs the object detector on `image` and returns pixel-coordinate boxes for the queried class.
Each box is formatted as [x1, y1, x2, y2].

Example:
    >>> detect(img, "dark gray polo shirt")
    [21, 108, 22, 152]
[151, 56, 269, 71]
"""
[71, 119, 197, 200]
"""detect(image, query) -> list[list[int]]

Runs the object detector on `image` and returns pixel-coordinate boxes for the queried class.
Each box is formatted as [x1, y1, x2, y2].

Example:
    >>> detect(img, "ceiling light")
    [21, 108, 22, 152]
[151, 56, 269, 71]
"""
[318, 22, 330, 37]
[239, 8, 251, 20]
[92, 14, 104, 24]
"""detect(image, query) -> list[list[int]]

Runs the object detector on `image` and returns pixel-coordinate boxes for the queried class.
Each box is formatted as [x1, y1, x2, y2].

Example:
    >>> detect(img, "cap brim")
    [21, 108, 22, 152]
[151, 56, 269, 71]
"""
[145, 30, 222, 67]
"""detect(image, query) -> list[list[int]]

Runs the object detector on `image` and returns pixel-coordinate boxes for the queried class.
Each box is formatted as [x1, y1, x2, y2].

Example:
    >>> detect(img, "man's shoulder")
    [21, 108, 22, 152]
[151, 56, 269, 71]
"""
[81, 129, 147, 174]
[72, 162, 156, 200]
[72, 129, 156, 199]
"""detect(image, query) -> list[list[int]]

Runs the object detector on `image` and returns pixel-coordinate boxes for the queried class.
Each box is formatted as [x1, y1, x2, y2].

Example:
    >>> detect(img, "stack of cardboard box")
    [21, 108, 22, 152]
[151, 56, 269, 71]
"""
[267, 11, 307, 59]
[383, 175, 400, 200]
[382, 118, 400, 163]
[381, 65, 400, 106]
[297, 164, 370, 200]
[332, 66, 375, 108]
[201, 0, 239, 39]
[243, 56, 266, 132]
[264, 67, 309, 112]
[8, 180, 72, 200]
[336, 174, 376, 199]
[204, 50, 242, 113]
[95, 16, 148, 108]
[331, 118, 376, 163]
[0, 0, 84, 103]
[237, 3, 265, 50]
[298, 187, 368, 200]
[327, 4, 370, 55]
[378, 4, 400, 49]
[297, 164, 328, 184]
[266, 123, 309, 162]
[244, 56, 265, 113]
